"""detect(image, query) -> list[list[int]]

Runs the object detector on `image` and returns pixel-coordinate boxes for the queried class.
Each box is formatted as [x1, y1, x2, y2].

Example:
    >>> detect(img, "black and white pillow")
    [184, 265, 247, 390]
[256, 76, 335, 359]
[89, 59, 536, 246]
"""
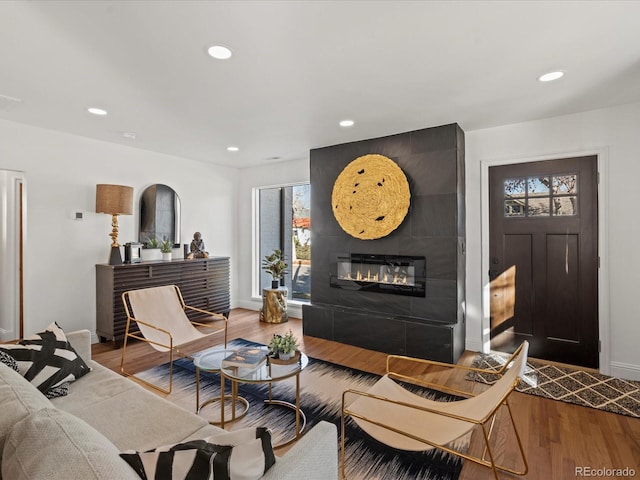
[44, 382, 70, 399]
[0, 349, 20, 372]
[120, 427, 276, 480]
[0, 322, 90, 398]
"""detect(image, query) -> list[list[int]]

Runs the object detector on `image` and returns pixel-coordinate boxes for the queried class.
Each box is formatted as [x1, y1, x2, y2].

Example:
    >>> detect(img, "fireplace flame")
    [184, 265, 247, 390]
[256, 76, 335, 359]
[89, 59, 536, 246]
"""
[343, 267, 412, 286]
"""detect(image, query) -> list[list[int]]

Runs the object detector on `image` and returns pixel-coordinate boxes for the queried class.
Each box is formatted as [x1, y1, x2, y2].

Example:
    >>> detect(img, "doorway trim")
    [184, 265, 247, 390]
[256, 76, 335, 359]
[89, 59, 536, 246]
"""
[480, 148, 610, 374]
[0, 169, 27, 342]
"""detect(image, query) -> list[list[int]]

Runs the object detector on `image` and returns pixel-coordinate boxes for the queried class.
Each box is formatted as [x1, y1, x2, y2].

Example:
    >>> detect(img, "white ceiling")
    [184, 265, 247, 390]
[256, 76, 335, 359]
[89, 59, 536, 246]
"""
[1, 0, 639, 168]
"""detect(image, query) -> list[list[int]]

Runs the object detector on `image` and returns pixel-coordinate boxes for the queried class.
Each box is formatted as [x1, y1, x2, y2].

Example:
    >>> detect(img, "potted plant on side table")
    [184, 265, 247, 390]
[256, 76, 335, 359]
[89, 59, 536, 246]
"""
[268, 330, 299, 361]
[262, 249, 288, 289]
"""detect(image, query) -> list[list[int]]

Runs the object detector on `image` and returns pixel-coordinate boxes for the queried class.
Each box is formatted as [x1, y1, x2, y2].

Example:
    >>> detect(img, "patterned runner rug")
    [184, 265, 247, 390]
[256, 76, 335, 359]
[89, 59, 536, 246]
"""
[136, 338, 469, 480]
[466, 351, 640, 418]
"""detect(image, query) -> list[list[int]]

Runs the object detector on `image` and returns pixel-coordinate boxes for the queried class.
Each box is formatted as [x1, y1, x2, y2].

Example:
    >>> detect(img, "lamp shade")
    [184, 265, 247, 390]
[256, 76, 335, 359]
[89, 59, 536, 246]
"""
[95, 184, 133, 215]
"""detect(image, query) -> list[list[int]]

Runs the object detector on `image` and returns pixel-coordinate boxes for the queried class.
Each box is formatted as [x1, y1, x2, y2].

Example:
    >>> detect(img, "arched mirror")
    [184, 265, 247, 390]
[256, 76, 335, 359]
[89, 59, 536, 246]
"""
[139, 184, 181, 246]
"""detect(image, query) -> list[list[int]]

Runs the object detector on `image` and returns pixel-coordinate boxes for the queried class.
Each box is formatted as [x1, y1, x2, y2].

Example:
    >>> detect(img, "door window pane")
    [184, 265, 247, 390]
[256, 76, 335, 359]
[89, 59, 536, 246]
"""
[527, 177, 549, 196]
[505, 200, 525, 217]
[527, 197, 550, 216]
[504, 173, 578, 218]
[504, 178, 526, 198]
[552, 196, 578, 216]
[553, 175, 577, 194]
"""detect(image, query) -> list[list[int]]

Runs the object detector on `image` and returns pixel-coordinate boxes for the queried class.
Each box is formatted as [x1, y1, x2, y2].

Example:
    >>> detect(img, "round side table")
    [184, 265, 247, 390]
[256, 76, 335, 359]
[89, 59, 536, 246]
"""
[220, 351, 308, 448]
[192, 348, 249, 425]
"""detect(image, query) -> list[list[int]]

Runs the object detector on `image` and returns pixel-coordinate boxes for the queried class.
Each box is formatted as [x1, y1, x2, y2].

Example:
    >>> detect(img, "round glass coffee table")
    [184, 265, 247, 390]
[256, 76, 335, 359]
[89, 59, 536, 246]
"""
[220, 350, 309, 448]
[192, 348, 249, 425]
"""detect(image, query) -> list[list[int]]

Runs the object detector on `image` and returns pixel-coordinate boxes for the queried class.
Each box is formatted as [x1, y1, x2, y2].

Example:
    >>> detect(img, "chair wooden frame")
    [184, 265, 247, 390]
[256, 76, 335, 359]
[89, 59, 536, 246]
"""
[341, 343, 529, 480]
[120, 284, 228, 394]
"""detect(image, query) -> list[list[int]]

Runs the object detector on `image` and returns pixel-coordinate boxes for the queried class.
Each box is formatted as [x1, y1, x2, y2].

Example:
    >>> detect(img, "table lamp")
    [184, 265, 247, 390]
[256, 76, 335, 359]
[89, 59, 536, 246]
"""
[96, 184, 133, 265]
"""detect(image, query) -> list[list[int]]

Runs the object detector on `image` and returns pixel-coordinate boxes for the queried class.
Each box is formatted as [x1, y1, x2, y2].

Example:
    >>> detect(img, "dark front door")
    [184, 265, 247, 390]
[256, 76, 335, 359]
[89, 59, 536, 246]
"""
[489, 156, 598, 368]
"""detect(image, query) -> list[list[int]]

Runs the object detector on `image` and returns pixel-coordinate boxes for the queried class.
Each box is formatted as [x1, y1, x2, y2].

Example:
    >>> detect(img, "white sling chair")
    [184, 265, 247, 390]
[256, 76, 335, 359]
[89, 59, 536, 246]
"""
[120, 284, 228, 394]
[342, 342, 529, 480]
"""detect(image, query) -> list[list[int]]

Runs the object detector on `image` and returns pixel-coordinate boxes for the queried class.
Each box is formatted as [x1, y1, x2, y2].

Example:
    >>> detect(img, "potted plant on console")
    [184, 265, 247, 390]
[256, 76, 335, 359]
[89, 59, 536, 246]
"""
[160, 239, 173, 261]
[262, 249, 288, 289]
[268, 330, 299, 361]
[141, 236, 162, 261]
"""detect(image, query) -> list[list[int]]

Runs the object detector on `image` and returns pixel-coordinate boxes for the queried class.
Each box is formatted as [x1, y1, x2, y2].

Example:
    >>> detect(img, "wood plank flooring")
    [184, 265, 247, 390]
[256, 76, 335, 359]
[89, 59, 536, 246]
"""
[92, 308, 640, 480]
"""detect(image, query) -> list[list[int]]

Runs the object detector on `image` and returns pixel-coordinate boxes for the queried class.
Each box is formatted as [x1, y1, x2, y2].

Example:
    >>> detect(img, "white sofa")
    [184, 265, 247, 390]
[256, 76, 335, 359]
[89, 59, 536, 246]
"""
[0, 330, 338, 479]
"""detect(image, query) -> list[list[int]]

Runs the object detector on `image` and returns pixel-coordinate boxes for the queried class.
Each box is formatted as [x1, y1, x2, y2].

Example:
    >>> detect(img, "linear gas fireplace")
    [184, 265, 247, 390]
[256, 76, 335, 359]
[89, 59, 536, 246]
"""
[330, 253, 426, 297]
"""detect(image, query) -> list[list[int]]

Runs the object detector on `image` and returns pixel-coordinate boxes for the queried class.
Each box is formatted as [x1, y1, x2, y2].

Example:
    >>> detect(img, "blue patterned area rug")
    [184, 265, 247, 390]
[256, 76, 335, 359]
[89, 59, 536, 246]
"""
[136, 338, 468, 480]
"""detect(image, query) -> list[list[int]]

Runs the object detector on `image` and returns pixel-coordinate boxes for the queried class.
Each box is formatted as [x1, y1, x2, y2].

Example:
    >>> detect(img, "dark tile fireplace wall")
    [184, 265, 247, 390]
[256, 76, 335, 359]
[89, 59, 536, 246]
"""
[302, 123, 465, 363]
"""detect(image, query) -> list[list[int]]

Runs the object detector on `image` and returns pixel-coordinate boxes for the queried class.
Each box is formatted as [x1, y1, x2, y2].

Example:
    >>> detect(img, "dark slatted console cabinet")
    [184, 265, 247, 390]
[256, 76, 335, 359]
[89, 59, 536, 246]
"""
[96, 257, 230, 346]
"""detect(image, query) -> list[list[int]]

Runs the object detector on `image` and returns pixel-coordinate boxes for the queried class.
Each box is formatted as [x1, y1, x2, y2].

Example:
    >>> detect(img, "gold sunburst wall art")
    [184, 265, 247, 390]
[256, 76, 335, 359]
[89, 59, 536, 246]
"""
[331, 154, 411, 240]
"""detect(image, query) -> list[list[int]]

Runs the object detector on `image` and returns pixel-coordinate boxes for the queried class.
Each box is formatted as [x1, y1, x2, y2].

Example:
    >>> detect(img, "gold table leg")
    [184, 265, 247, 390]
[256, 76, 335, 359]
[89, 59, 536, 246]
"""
[197, 370, 248, 427]
[196, 366, 200, 413]
[220, 371, 225, 428]
[264, 371, 306, 449]
[295, 372, 300, 437]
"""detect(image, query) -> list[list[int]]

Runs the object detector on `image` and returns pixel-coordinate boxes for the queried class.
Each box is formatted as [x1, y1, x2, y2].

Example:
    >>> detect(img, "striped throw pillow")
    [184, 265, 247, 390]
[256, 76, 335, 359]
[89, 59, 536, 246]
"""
[120, 427, 276, 480]
[0, 322, 91, 398]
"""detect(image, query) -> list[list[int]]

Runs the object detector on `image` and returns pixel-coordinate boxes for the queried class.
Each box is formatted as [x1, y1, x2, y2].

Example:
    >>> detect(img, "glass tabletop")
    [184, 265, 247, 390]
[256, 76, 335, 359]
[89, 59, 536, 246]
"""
[192, 348, 237, 371]
[221, 351, 309, 383]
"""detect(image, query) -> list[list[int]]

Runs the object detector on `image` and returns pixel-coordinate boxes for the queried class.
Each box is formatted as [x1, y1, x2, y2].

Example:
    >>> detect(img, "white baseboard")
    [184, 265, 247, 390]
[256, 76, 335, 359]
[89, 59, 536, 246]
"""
[465, 338, 484, 353]
[236, 299, 260, 311]
[609, 361, 640, 381]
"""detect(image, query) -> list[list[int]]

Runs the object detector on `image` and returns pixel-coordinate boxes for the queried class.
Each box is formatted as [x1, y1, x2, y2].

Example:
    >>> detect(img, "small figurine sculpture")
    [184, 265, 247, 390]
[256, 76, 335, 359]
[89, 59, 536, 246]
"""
[188, 231, 209, 259]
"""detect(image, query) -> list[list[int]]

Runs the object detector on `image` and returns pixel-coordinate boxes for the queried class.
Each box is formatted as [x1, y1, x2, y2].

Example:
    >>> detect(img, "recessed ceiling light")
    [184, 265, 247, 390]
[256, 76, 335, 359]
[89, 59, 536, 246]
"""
[339, 119, 355, 127]
[538, 71, 565, 82]
[87, 107, 107, 116]
[227, 146, 239, 152]
[122, 132, 137, 140]
[207, 45, 232, 60]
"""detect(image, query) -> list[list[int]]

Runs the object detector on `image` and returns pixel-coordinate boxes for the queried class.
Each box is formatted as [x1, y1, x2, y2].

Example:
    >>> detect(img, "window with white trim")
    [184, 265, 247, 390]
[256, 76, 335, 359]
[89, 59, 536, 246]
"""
[256, 183, 311, 303]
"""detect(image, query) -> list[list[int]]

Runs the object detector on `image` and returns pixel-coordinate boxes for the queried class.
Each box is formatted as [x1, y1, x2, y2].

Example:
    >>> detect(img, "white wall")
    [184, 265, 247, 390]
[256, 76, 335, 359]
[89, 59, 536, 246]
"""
[0, 119, 238, 339]
[236, 159, 310, 320]
[465, 101, 640, 380]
